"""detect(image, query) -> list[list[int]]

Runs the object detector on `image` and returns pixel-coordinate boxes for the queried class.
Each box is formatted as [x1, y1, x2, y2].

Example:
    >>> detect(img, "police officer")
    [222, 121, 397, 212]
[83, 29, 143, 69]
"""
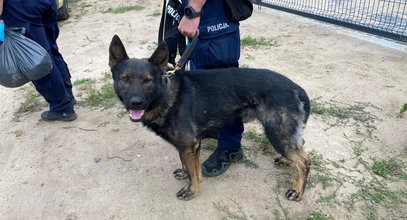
[0, 0, 77, 121]
[179, 0, 244, 176]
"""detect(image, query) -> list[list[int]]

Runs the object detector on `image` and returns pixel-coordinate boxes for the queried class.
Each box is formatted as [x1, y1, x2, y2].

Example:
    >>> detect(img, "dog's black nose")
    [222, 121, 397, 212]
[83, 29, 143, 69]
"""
[129, 97, 144, 109]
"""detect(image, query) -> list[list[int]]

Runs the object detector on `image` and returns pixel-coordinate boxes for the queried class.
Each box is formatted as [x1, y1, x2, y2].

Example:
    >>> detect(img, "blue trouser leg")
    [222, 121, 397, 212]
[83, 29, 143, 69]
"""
[191, 31, 242, 151]
[31, 60, 74, 112]
[28, 27, 74, 112]
[26, 1, 74, 113]
[51, 48, 74, 100]
[43, 6, 74, 100]
[217, 117, 244, 151]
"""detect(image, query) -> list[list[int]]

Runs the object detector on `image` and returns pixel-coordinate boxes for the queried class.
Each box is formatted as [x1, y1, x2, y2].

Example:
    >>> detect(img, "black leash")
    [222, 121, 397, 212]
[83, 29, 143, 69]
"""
[166, 31, 199, 76]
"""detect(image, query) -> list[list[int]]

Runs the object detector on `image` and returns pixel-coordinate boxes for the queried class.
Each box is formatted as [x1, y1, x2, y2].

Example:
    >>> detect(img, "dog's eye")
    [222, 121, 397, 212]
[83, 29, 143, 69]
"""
[141, 75, 153, 83]
[143, 78, 152, 83]
[120, 75, 130, 82]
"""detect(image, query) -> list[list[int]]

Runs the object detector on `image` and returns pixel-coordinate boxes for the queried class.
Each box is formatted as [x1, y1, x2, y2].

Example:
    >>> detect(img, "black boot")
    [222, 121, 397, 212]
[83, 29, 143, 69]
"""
[201, 147, 243, 177]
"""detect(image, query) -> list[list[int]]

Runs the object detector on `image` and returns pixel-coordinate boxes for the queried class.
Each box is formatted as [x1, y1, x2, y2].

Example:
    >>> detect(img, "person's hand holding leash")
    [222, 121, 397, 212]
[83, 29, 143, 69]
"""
[178, 16, 200, 38]
[178, 0, 205, 37]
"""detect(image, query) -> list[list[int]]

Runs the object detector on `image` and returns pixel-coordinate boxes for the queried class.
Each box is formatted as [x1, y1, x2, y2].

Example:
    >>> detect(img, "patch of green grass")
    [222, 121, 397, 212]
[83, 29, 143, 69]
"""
[202, 139, 217, 151]
[241, 36, 278, 48]
[74, 75, 119, 109]
[238, 155, 259, 168]
[308, 150, 328, 172]
[309, 173, 336, 189]
[372, 158, 406, 179]
[116, 108, 128, 118]
[17, 87, 46, 113]
[396, 103, 407, 118]
[13, 130, 23, 137]
[243, 131, 271, 147]
[77, 83, 119, 109]
[305, 142, 406, 219]
[307, 150, 346, 191]
[364, 204, 379, 220]
[307, 210, 333, 220]
[104, 5, 144, 14]
[310, 98, 379, 131]
[352, 144, 368, 157]
[352, 176, 407, 217]
[74, 77, 95, 85]
[214, 201, 248, 220]
[101, 71, 112, 81]
[317, 191, 338, 204]
[74, 78, 97, 90]
[359, 183, 406, 206]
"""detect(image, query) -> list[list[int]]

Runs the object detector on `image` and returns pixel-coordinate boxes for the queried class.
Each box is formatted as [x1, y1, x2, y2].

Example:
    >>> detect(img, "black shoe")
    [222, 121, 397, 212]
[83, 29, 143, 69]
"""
[201, 147, 243, 177]
[41, 111, 77, 122]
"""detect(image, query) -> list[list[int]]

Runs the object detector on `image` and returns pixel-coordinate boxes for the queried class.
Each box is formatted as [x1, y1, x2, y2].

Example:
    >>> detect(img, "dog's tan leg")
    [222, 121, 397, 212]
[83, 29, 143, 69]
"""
[173, 141, 202, 180]
[176, 143, 202, 200]
[285, 150, 311, 201]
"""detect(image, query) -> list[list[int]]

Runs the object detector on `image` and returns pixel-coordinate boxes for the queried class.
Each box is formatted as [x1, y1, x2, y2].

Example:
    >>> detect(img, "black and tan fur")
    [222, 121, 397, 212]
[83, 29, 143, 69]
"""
[109, 35, 311, 201]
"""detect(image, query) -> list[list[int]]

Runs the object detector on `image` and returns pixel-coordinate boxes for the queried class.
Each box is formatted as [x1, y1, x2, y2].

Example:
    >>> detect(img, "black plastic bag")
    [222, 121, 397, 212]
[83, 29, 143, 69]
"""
[0, 28, 52, 88]
[224, 0, 253, 22]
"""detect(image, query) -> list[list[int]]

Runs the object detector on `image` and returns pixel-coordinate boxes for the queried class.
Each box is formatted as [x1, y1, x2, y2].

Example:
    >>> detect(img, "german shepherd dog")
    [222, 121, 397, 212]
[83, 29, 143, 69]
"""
[109, 35, 311, 201]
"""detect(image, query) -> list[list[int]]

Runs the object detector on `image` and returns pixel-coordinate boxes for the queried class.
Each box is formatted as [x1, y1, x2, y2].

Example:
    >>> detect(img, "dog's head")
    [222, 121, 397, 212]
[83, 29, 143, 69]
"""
[109, 35, 170, 122]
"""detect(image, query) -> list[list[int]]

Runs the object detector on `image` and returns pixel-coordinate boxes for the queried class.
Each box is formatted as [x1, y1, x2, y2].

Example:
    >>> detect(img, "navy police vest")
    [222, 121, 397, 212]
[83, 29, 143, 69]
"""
[182, 0, 239, 39]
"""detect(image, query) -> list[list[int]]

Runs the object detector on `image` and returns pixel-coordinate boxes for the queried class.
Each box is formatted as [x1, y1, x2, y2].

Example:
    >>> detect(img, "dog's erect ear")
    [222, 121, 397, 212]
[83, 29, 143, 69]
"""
[109, 35, 129, 68]
[148, 42, 169, 71]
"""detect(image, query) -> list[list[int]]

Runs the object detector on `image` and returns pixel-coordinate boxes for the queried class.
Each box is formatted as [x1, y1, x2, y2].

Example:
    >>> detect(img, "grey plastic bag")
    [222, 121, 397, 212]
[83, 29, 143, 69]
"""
[0, 28, 53, 88]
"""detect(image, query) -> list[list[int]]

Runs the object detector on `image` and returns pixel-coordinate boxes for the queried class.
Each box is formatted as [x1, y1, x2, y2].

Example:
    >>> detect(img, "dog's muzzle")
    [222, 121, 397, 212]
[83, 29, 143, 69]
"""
[127, 96, 146, 122]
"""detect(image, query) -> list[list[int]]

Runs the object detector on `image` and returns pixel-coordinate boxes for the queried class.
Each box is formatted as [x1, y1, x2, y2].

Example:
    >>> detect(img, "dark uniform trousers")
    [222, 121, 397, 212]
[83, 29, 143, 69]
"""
[3, 0, 75, 113]
[183, 0, 244, 151]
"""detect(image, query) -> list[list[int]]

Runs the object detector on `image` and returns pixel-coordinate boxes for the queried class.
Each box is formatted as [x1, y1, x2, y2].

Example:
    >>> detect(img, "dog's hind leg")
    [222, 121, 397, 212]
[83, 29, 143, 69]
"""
[176, 142, 202, 200]
[274, 139, 305, 166]
[283, 149, 310, 201]
[261, 111, 310, 201]
[266, 129, 311, 201]
[266, 129, 310, 201]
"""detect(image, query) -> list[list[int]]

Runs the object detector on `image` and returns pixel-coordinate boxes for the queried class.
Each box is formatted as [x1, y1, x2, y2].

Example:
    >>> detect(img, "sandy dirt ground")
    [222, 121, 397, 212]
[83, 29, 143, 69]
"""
[0, 0, 406, 219]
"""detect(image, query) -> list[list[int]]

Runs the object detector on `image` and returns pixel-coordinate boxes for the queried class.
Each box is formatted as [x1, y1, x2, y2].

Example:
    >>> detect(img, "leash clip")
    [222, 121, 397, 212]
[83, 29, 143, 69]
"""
[165, 32, 199, 77]
[166, 65, 181, 77]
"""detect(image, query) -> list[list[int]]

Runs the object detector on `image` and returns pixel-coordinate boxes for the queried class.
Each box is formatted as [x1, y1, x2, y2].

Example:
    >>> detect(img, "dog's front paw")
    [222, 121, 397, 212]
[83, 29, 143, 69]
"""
[285, 188, 303, 201]
[173, 168, 189, 180]
[176, 186, 196, 201]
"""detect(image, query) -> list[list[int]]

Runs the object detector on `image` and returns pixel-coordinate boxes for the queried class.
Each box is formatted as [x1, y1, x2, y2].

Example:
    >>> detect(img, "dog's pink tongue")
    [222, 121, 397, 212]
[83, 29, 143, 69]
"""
[129, 110, 145, 120]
